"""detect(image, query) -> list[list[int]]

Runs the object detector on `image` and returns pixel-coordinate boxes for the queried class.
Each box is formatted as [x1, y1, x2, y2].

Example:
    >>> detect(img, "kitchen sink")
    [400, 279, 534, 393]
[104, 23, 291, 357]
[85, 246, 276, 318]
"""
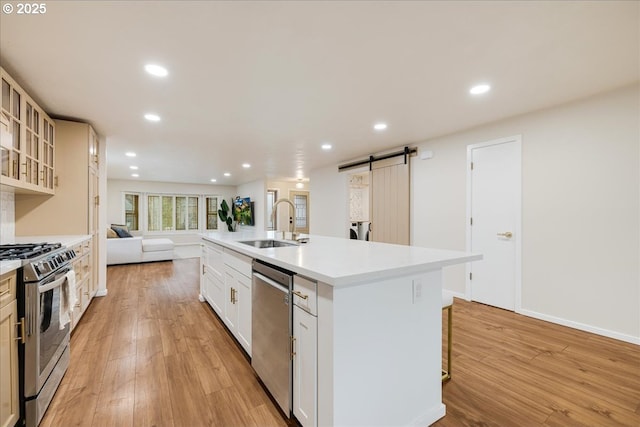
[239, 239, 298, 249]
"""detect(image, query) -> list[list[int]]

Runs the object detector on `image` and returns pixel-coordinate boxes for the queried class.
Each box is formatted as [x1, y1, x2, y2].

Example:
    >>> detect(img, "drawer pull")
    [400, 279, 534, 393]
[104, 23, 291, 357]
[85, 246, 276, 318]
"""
[292, 290, 308, 300]
[0, 288, 9, 297]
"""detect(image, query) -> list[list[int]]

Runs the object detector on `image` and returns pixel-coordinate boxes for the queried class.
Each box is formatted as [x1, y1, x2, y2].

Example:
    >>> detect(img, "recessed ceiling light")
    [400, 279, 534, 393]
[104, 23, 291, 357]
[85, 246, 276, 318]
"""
[144, 113, 161, 122]
[374, 123, 387, 131]
[321, 143, 332, 150]
[224, 172, 231, 177]
[131, 173, 139, 178]
[470, 84, 491, 95]
[129, 165, 138, 170]
[144, 64, 168, 77]
[125, 152, 136, 157]
[210, 178, 217, 183]
[242, 163, 251, 168]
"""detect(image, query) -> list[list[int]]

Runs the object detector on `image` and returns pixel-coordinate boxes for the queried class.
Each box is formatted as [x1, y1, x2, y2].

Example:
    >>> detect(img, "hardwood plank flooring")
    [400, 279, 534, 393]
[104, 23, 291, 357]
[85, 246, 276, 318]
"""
[40, 259, 639, 426]
[436, 298, 640, 427]
[40, 259, 287, 427]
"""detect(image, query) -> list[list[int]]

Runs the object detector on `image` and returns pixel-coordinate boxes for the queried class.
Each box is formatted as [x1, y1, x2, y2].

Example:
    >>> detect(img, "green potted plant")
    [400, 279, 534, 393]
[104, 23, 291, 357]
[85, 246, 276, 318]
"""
[218, 199, 235, 231]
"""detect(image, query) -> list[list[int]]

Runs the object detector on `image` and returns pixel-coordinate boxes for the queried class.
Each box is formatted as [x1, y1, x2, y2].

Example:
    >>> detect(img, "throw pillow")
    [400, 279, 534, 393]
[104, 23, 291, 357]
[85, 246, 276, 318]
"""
[111, 225, 133, 238]
[106, 228, 118, 239]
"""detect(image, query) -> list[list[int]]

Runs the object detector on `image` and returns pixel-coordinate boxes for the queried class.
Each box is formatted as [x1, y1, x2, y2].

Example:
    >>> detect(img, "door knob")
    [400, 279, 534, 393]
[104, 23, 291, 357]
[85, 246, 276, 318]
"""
[497, 232, 513, 238]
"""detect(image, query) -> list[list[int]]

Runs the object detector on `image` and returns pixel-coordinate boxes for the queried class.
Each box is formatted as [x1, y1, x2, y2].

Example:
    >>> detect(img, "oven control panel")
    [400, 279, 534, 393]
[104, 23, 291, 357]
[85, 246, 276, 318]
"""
[23, 248, 77, 283]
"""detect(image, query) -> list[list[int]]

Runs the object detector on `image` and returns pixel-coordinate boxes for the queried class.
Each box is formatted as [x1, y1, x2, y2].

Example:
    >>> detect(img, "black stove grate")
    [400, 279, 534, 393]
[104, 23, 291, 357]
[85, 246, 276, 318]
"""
[0, 243, 63, 260]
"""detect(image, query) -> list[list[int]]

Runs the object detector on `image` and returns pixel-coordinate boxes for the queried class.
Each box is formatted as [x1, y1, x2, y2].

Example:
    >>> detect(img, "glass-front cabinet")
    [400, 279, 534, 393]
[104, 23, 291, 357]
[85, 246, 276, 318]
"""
[0, 67, 55, 194]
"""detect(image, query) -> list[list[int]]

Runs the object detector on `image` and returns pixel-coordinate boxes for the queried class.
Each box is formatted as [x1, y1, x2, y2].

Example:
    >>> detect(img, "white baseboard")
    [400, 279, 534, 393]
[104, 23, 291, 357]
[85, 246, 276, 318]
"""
[518, 308, 639, 345]
[448, 290, 467, 300]
[95, 289, 108, 297]
[449, 290, 639, 345]
[409, 403, 446, 427]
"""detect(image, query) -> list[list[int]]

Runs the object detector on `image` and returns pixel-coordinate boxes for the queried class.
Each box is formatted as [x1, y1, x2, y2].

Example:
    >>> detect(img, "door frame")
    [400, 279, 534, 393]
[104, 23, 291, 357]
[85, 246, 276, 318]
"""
[465, 135, 523, 312]
[289, 189, 310, 234]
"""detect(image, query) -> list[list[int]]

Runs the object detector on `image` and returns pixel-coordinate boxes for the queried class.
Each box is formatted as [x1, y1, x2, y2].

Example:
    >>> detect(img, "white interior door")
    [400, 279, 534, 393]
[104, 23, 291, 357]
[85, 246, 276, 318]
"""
[468, 136, 521, 311]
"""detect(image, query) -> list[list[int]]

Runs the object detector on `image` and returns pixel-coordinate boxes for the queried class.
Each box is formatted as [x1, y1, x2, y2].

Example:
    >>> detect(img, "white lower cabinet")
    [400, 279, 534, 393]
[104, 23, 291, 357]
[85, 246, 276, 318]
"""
[206, 273, 224, 316]
[69, 237, 93, 330]
[201, 240, 252, 356]
[293, 275, 318, 427]
[235, 272, 252, 353]
[223, 268, 239, 331]
[201, 243, 225, 317]
[0, 272, 19, 427]
[223, 263, 252, 355]
[293, 306, 317, 426]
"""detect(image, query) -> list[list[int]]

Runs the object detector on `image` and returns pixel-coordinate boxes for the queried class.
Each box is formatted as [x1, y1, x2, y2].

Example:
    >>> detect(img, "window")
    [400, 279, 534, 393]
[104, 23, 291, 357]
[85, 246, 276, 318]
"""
[127, 193, 220, 233]
[124, 193, 139, 231]
[266, 189, 278, 230]
[206, 196, 218, 230]
[291, 191, 309, 233]
[176, 196, 199, 230]
[148, 195, 174, 231]
[148, 195, 199, 231]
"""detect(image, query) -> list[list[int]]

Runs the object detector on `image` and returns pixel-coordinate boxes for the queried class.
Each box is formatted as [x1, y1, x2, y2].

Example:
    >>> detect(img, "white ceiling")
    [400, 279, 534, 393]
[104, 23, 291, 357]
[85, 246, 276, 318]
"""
[1, 1, 638, 186]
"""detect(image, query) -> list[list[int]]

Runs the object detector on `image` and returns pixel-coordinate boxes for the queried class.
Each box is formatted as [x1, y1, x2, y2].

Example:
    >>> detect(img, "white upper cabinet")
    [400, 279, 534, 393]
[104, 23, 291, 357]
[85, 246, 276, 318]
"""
[0, 67, 55, 194]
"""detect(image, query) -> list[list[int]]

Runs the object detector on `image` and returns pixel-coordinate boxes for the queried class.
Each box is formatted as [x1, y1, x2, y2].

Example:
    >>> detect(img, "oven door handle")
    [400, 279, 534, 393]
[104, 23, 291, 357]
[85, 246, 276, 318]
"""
[39, 269, 71, 294]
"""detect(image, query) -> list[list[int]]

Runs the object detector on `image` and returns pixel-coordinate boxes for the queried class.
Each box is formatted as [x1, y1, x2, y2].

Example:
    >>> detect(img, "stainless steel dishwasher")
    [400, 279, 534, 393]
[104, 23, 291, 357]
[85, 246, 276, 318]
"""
[251, 259, 294, 417]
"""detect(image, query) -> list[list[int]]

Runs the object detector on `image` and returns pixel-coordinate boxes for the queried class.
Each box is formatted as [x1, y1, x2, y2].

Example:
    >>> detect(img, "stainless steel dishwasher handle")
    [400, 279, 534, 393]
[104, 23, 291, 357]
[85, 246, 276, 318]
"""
[253, 272, 289, 293]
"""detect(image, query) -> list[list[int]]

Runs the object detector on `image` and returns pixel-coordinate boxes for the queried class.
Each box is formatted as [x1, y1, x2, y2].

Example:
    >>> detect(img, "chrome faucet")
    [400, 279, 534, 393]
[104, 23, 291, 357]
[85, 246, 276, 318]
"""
[271, 198, 297, 236]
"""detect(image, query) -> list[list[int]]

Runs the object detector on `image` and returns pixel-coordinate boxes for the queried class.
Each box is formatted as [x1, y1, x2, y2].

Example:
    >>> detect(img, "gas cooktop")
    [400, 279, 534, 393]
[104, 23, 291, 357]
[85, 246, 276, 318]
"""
[0, 243, 63, 261]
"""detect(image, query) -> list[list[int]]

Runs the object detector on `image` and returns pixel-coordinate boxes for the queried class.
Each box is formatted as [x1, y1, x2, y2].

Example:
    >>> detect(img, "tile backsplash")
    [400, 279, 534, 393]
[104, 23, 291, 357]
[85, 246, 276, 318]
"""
[1, 190, 15, 244]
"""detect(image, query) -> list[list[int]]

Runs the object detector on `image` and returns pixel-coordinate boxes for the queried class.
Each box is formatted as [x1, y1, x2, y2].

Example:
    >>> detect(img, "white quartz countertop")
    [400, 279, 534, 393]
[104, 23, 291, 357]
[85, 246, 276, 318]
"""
[1, 260, 21, 275]
[1, 235, 91, 275]
[202, 231, 482, 287]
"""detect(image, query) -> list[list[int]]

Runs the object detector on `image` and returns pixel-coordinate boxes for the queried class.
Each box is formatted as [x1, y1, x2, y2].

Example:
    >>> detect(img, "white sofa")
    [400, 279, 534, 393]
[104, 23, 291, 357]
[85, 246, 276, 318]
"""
[107, 236, 174, 265]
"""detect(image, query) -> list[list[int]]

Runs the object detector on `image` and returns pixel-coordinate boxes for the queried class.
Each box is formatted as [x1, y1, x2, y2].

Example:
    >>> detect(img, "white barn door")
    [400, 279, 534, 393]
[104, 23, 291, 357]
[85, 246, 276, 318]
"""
[370, 156, 410, 245]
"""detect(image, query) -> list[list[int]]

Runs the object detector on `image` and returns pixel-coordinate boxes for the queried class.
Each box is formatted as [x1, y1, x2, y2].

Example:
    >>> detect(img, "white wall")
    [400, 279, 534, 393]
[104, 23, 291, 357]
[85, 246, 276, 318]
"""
[309, 164, 350, 238]
[0, 190, 15, 244]
[311, 84, 640, 343]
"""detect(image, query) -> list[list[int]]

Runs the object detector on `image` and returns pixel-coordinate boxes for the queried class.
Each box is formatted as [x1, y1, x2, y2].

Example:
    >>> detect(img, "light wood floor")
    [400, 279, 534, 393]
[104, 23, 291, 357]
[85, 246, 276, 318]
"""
[436, 297, 640, 427]
[40, 258, 639, 426]
[41, 258, 287, 427]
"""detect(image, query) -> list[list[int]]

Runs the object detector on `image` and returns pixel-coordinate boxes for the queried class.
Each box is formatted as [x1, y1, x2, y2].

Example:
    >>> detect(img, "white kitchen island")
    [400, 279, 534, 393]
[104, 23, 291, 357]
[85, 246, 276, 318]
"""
[201, 231, 481, 427]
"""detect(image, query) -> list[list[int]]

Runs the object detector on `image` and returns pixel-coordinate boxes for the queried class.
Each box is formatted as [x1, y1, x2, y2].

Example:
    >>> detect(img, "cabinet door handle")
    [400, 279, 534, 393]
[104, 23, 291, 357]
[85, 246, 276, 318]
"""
[15, 318, 25, 344]
[290, 336, 296, 359]
[292, 290, 308, 300]
[0, 288, 9, 297]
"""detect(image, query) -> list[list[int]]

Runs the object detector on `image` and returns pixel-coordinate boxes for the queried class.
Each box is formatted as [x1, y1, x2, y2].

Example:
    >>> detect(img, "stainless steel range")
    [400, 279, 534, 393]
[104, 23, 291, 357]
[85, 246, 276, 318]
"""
[0, 243, 77, 427]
